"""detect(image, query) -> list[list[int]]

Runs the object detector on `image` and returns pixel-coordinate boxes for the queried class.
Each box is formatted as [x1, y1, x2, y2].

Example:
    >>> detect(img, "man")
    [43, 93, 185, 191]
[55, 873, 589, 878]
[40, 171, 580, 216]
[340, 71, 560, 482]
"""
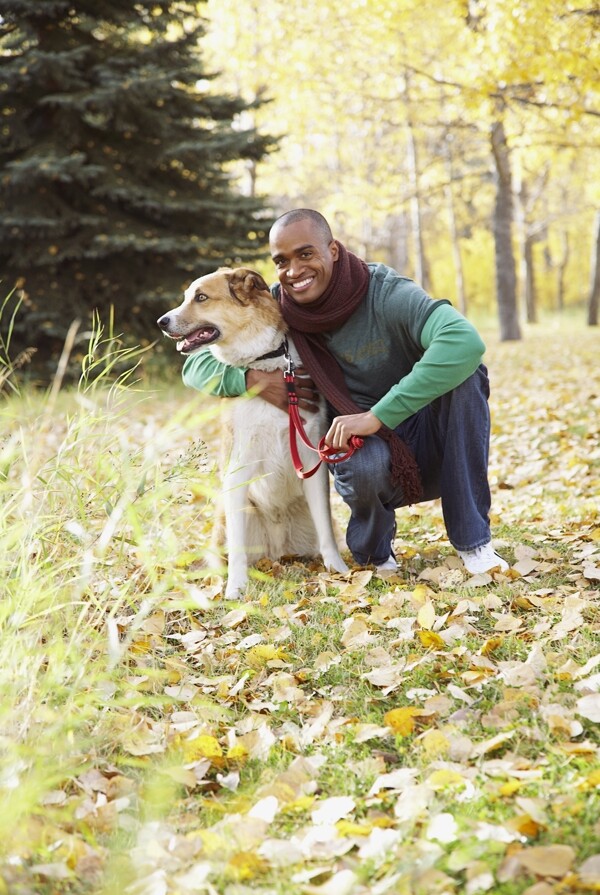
[183, 209, 509, 575]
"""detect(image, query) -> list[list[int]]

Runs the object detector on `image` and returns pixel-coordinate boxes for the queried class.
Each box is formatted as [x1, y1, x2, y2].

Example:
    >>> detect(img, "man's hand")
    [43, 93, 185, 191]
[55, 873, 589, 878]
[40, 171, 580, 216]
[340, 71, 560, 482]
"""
[325, 410, 382, 450]
[245, 366, 319, 414]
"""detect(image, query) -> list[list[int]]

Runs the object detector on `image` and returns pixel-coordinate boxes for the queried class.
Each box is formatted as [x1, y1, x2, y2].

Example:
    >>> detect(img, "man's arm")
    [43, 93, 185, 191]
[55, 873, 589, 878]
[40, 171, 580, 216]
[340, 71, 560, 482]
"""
[182, 349, 319, 413]
[325, 304, 485, 448]
[370, 303, 485, 428]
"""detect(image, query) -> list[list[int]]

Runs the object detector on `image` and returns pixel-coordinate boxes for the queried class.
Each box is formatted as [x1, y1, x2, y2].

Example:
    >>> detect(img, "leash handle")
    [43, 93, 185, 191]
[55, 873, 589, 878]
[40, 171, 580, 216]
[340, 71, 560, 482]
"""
[284, 365, 363, 479]
[317, 435, 364, 464]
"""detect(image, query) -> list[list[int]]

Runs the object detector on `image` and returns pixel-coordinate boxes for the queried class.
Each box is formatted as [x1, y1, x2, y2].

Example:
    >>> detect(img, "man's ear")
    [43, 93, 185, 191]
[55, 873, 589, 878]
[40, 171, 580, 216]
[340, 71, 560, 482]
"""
[330, 239, 340, 262]
[227, 268, 270, 304]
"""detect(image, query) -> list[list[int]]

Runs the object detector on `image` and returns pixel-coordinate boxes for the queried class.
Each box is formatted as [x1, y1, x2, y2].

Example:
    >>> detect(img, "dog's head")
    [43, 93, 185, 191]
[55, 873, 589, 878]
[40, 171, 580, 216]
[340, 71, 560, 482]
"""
[157, 267, 279, 355]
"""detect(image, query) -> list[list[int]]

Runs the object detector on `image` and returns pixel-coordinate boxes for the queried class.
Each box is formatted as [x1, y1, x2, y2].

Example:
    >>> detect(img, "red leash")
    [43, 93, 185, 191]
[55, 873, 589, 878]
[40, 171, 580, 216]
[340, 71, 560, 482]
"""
[284, 348, 363, 479]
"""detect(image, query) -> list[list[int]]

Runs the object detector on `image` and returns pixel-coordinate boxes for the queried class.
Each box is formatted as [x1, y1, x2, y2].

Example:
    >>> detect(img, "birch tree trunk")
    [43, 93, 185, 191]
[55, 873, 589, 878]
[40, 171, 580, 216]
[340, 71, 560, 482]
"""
[404, 76, 431, 293]
[444, 139, 467, 316]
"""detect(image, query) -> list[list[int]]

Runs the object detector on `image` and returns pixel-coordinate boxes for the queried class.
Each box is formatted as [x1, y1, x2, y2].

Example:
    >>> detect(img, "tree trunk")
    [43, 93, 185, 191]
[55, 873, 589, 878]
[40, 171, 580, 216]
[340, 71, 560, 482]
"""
[405, 112, 431, 292]
[490, 118, 521, 340]
[555, 230, 569, 312]
[523, 235, 537, 323]
[444, 140, 467, 316]
[516, 178, 537, 323]
[587, 209, 600, 326]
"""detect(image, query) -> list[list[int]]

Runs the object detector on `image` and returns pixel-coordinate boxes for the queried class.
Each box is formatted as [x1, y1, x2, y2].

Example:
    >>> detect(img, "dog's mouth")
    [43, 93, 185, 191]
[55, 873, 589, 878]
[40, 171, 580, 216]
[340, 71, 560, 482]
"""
[175, 325, 220, 353]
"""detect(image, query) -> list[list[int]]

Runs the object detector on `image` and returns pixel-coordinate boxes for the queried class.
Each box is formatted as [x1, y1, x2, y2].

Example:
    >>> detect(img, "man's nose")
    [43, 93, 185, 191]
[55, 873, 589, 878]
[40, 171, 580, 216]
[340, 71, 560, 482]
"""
[288, 260, 304, 278]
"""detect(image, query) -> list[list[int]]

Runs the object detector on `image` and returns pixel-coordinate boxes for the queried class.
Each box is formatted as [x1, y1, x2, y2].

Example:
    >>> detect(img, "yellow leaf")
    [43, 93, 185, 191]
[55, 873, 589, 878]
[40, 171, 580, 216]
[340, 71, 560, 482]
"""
[418, 630, 445, 650]
[384, 706, 423, 736]
[280, 794, 315, 814]
[411, 584, 432, 605]
[336, 819, 373, 837]
[130, 634, 153, 654]
[481, 636, 504, 655]
[417, 601, 436, 630]
[428, 768, 465, 789]
[499, 780, 522, 797]
[193, 829, 229, 855]
[579, 769, 600, 790]
[420, 730, 450, 758]
[511, 815, 543, 838]
[183, 735, 222, 763]
[226, 743, 249, 763]
[226, 850, 269, 881]
[246, 644, 288, 668]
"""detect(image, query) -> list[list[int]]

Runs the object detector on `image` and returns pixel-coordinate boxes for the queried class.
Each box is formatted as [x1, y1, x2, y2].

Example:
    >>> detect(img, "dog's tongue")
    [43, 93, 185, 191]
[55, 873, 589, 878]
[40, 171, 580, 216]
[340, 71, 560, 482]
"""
[177, 326, 219, 352]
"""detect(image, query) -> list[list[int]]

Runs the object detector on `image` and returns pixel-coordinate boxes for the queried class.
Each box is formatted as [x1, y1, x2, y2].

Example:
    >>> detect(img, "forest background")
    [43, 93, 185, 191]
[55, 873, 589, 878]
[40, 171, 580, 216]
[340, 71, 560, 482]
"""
[0, 0, 599, 381]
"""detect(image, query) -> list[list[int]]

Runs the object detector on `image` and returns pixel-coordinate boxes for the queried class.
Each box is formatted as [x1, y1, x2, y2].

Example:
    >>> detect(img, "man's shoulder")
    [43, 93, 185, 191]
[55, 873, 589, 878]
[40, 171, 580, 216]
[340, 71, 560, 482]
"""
[367, 262, 423, 299]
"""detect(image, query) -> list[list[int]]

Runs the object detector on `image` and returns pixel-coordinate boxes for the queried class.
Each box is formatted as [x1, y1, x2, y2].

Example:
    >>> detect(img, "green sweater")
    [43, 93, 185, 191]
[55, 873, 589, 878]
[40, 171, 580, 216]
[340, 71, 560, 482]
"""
[182, 262, 485, 429]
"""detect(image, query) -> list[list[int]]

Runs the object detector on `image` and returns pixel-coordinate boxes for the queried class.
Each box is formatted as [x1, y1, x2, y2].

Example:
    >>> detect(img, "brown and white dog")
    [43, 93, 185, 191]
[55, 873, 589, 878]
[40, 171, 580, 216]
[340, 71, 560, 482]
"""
[157, 268, 348, 598]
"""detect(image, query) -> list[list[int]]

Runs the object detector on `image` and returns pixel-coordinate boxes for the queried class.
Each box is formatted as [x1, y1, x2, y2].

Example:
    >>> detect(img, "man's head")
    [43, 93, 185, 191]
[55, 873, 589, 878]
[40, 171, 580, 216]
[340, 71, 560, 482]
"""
[269, 209, 339, 304]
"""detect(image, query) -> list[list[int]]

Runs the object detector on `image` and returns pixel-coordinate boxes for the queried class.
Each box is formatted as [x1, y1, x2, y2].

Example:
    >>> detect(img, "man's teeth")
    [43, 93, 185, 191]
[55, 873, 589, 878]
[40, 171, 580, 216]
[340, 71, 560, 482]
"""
[292, 277, 313, 289]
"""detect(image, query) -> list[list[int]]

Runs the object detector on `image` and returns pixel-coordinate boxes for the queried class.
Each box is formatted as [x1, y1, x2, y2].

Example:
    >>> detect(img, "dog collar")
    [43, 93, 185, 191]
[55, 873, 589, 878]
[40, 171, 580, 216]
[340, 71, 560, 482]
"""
[253, 339, 288, 363]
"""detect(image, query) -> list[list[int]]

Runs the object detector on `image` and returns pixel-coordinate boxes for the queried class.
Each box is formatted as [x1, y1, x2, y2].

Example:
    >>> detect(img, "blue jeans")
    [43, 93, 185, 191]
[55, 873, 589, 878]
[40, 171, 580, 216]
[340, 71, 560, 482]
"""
[331, 365, 492, 564]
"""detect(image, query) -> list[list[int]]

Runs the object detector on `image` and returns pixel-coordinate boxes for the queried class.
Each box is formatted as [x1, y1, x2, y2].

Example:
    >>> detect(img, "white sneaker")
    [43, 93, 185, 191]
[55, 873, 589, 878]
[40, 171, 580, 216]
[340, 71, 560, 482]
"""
[376, 556, 398, 572]
[458, 542, 509, 574]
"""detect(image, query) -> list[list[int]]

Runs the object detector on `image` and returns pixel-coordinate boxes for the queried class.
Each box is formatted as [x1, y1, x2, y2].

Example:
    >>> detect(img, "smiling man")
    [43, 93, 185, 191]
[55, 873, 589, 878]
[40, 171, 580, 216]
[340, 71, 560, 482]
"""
[182, 209, 509, 576]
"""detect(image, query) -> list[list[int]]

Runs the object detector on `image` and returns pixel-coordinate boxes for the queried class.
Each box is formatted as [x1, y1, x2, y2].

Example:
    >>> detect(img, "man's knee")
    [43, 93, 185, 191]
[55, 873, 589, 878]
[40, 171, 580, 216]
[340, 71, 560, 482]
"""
[333, 437, 391, 502]
[454, 365, 490, 402]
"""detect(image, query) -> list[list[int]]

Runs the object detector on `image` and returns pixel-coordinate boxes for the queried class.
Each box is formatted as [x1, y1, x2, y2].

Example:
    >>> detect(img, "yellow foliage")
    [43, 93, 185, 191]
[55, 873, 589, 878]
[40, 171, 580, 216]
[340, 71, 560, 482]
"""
[421, 730, 450, 758]
[246, 644, 288, 668]
[418, 630, 445, 650]
[182, 735, 223, 763]
[226, 743, 249, 763]
[384, 706, 424, 736]
[336, 819, 374, 837]
[428, 769, 465, 789]
[226, 850, 269, 881]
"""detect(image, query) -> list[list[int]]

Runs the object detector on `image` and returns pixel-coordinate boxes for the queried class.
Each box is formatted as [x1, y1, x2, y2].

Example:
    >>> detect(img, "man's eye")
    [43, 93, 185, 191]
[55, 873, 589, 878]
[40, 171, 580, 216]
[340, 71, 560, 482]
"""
[195, 293, 208, 302]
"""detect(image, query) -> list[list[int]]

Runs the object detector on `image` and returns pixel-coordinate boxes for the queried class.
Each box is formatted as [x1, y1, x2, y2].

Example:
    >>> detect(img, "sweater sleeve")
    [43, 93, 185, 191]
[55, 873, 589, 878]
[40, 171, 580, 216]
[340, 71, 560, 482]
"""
[370, 303, 485, 428]
[182, 349, 248, 396]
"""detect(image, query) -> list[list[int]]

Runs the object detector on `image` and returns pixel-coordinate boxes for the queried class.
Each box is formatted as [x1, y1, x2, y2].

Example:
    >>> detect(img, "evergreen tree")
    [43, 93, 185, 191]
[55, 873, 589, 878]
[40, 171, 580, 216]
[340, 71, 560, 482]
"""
[0, 0, 274, 374]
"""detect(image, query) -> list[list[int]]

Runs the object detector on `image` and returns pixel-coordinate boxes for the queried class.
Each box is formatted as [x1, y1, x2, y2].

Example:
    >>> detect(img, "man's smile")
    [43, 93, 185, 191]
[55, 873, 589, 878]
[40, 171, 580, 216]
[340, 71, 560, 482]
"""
[290, 276, 315, 292]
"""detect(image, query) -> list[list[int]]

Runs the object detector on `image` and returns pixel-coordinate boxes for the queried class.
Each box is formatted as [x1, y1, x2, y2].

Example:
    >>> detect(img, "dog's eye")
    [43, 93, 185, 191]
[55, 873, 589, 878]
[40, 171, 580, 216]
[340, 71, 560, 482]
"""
[194, 292, 208, 302]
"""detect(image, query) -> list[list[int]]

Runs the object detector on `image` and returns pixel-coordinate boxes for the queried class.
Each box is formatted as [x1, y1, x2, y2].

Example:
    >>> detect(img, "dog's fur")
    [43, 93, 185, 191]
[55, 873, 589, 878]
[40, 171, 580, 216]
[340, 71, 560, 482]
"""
[157, 268, 348, 598]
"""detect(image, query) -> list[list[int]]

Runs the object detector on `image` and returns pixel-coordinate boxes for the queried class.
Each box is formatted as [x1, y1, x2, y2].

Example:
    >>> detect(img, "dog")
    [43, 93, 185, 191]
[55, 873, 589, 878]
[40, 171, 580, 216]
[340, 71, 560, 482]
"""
[157, 267, 348, 598]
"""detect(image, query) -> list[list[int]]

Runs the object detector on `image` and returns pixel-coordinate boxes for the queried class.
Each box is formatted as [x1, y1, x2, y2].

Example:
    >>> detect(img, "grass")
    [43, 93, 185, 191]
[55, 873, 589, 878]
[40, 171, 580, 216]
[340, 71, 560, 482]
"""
[0, 317, 599, 894]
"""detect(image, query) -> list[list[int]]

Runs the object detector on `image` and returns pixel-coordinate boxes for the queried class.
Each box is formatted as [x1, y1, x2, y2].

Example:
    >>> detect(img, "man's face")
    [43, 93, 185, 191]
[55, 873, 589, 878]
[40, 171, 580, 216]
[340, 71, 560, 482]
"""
[270, 219, 339, 304]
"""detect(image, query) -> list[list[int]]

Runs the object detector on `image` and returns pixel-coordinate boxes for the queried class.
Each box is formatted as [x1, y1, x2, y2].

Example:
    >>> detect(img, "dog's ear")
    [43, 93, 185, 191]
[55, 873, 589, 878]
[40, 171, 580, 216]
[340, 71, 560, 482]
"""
[227, 268, 270, 304]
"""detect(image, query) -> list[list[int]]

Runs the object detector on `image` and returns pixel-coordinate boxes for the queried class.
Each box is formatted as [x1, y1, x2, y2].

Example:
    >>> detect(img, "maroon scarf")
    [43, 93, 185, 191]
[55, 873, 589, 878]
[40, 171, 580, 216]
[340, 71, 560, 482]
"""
[280, 242, 422, 504]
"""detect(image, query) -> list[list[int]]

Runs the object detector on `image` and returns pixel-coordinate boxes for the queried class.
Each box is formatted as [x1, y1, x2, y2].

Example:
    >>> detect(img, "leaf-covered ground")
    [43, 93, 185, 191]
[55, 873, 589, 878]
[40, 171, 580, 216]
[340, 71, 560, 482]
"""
[1, 323, 599, 895]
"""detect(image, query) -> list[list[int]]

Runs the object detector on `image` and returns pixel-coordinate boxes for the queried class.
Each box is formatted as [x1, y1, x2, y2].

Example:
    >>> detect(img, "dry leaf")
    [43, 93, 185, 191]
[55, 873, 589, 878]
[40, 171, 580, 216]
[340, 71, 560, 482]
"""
[576, 693, 600, 722]
[518, 844, 576, 877]
[311, 796, 356, 826]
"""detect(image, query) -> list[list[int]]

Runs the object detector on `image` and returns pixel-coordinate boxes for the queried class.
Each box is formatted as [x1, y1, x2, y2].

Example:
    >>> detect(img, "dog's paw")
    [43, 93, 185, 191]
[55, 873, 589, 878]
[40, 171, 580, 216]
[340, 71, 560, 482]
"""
[225, 578, 248, 600]
[323, 553, 349, 575]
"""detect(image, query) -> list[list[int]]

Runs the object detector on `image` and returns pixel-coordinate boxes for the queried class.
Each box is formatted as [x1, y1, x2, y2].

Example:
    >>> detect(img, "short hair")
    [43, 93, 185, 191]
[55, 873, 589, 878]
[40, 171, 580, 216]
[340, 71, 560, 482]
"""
[270, 209, 333, 243]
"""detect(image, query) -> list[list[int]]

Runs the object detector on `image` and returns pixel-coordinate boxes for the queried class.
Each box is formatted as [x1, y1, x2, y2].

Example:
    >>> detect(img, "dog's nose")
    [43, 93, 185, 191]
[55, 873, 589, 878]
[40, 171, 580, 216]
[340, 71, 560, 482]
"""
[157, 314, 170, 329]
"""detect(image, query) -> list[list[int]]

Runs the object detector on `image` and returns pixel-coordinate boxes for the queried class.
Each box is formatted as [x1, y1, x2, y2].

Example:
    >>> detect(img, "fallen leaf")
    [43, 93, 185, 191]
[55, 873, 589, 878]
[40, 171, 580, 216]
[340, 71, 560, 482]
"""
[518, 844, 576, 877]
[311, 796, 356, 826]
[576, 693, 600, 722]
[383, 706, 424, 736]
